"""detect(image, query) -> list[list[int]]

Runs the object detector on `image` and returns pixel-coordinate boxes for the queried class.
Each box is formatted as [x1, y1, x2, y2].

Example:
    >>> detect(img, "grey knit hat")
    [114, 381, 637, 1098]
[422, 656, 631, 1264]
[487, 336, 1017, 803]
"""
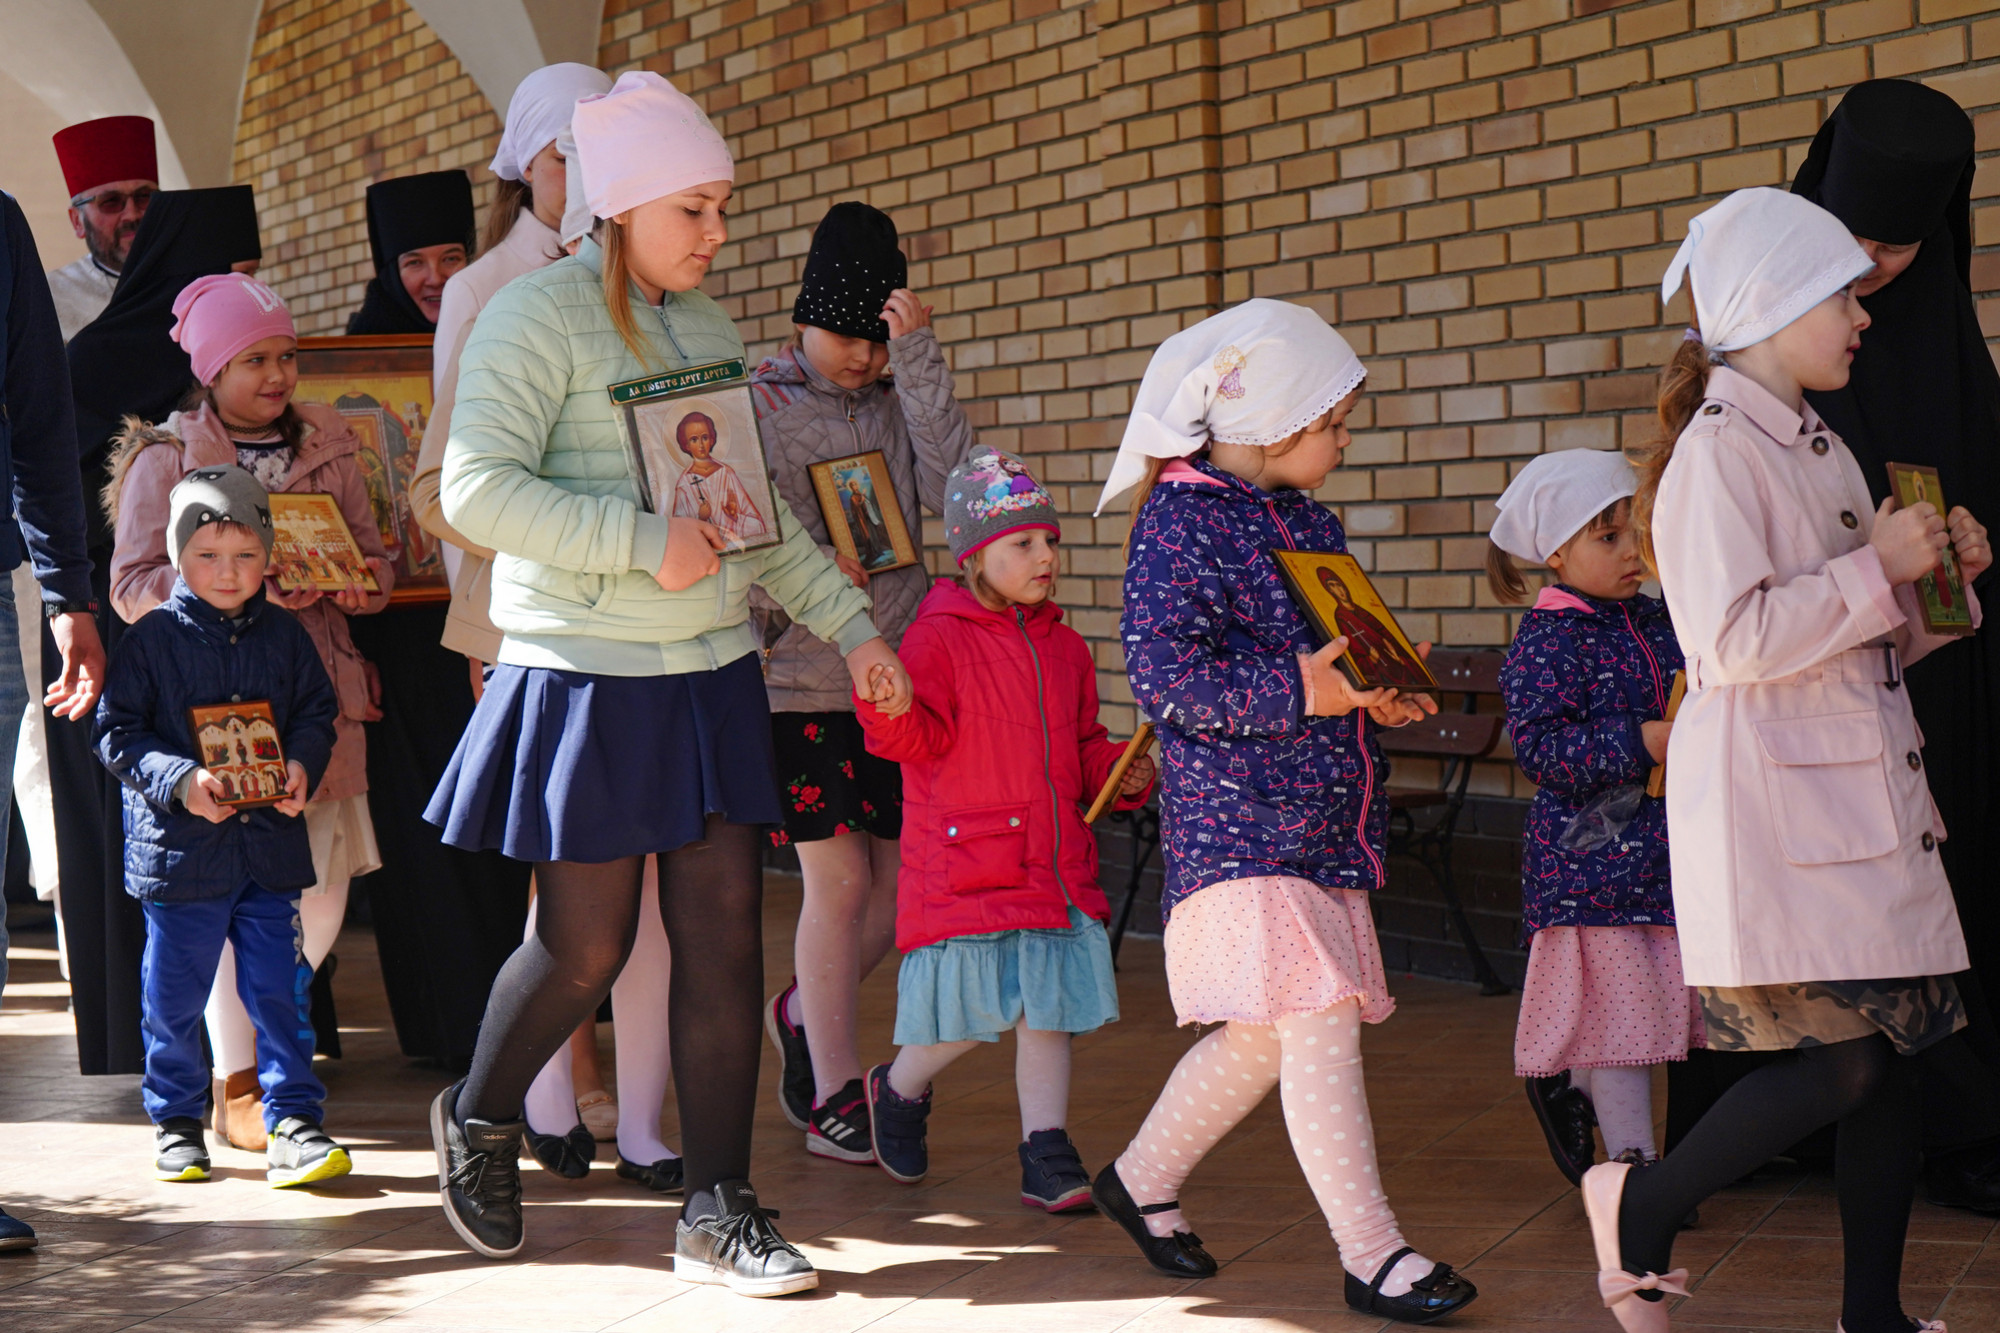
[944, 446, 1059, 565]
[168, 465, 274, 570]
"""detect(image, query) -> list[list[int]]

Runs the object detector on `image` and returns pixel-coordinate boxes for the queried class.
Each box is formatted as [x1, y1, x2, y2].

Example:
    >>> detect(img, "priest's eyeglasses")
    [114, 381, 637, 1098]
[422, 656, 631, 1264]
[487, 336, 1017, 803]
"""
[71, 187, 156, 216]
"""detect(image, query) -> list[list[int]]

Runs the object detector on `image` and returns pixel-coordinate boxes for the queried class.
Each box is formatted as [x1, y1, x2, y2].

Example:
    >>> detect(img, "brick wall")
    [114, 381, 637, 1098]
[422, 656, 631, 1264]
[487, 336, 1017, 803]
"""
[234, 0, 500, 334]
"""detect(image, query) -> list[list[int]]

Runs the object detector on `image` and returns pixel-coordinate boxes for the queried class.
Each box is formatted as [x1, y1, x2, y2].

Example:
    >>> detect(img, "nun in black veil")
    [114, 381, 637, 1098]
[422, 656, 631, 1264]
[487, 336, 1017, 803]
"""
[1792, 77, 2000, 1213]
[346, 172, 473, 335]
[57, 186, 261, 1074]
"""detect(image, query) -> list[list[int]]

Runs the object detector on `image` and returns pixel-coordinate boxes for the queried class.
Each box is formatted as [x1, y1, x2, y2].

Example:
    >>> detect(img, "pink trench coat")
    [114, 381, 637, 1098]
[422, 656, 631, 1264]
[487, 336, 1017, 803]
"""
[1652, 366, 1972, 988]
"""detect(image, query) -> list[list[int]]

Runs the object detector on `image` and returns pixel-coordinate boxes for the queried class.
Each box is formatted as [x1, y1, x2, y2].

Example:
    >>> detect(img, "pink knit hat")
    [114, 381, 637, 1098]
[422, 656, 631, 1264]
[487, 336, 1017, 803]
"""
[170, 273, 296, 385]
[572, 71, 734, 221]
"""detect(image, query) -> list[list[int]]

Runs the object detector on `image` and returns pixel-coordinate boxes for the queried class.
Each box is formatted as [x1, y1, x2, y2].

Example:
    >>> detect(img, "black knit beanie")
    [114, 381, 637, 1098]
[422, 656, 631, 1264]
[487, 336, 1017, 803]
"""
[792, 201, 908, 342]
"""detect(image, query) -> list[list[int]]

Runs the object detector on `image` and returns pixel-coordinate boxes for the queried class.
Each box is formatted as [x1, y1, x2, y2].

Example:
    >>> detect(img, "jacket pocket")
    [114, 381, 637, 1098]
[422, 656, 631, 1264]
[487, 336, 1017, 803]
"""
[940, 803, 1030, 895]
[1753, 710, 1898, 865]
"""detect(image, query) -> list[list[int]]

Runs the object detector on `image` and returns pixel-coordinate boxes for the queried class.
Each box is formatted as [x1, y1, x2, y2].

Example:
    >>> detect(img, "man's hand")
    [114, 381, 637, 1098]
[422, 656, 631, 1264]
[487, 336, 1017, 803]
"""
[184, 769, 234, 824]
[273, 761, 310, 817]
[45, 610, 104, 720]
[1119, 753, 1157, 798]
[835, 552, 870, 589]
[882, 288, 933, 339]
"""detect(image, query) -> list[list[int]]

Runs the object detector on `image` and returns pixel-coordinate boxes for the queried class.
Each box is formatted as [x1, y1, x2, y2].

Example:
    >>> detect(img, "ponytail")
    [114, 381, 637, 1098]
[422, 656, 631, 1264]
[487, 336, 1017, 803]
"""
[597, 218, 655, 368]
[1631, 335, 1713, 572]
[1122, 455, 1169, 559]
[1485, 542, 1528, 604]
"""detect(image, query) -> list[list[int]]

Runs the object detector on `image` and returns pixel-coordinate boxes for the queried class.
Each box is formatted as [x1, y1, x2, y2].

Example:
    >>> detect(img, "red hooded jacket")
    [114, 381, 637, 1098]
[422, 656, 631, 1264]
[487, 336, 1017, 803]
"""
[856, 579, 1153, 951]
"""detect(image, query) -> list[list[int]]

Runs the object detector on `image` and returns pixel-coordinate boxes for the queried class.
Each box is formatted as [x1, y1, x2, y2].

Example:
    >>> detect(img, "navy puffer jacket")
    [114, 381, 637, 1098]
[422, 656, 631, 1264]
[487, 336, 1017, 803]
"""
[95, 581, 338, 902]
[1501, 585, 1681, 934]
[1122, 457, 1389, 917]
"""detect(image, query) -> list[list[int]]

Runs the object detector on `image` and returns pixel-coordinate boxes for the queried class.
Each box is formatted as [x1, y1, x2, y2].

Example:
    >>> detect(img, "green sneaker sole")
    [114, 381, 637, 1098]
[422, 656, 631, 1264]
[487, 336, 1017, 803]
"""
[269, 1146, 351, 1189]
[154, 1162, 210, 1182]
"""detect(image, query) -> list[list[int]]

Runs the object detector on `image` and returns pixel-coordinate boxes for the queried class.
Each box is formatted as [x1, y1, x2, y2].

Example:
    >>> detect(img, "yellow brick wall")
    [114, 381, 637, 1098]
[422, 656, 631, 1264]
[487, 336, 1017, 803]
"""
[232, 0, 2000, 799]
[233, 0, 500, 334]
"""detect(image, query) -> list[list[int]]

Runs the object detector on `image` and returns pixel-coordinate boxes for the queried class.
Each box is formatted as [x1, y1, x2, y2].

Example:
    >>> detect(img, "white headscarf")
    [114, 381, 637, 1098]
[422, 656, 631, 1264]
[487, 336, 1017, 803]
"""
[573, 71, 734, 221]
[1094, 299, 1366, 515]
[1660, 187, 1873, 353]
[489, 63, 612, 182]
[557, 129, 591, 246]
[1489, 449, 1637, 564]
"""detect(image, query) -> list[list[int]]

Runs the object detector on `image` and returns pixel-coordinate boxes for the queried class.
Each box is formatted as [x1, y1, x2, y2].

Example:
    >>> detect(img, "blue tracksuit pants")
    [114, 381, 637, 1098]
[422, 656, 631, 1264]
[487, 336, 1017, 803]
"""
[140, 880, 324, 1130]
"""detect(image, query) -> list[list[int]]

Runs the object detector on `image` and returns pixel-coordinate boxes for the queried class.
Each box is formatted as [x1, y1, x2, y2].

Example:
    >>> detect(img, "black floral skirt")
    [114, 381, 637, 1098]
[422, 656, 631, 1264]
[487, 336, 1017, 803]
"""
[768, 710, 902, 845]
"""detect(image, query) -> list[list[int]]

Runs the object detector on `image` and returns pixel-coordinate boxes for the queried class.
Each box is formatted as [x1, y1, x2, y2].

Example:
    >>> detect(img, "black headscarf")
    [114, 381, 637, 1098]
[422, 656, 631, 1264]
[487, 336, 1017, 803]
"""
[67, 185, 261, 550]
[346, 171, 475, 335]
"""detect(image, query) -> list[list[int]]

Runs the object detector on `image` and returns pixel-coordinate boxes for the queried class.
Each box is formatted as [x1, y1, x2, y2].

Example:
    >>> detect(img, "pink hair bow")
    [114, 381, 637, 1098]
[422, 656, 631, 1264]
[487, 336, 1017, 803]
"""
[1598, 1268, 1691, 1305]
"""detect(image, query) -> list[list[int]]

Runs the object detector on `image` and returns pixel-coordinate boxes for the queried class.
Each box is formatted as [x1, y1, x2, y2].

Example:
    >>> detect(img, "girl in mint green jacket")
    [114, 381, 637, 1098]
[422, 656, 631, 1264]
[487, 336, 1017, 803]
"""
[422, 73, 910, 1296]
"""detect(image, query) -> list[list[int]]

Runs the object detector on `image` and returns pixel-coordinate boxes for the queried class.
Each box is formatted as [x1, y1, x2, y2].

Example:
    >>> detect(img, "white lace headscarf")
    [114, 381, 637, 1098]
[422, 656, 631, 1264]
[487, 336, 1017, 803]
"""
[1661, 187, 1873, 354]
[1094, 299, 1367, 515]
[1489, 449, 1638, 564]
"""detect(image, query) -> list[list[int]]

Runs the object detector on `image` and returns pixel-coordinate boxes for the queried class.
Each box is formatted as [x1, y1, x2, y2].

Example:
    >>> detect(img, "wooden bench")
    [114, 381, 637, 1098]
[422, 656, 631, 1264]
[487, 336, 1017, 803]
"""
[1380, 648, 1511, 994]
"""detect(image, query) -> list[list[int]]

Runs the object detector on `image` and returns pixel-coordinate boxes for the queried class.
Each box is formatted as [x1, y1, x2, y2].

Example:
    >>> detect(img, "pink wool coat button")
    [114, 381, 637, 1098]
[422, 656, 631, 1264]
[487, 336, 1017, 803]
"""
[1651, 365, 1972, 988]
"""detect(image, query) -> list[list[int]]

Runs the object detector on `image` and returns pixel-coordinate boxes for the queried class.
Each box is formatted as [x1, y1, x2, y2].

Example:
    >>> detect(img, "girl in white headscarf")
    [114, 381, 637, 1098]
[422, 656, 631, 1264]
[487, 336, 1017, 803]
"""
[1587, 186, 1992, 1333]
[1093, 299, 1477, 1324]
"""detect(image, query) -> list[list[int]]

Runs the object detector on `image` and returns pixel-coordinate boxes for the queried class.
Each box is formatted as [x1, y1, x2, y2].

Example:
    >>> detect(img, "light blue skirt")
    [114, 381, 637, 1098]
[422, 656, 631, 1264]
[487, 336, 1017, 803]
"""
[894, 907, 1120, 1045]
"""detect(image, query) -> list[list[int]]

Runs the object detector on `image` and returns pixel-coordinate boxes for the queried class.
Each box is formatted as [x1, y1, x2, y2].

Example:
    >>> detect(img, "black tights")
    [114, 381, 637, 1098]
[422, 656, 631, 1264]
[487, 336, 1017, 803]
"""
[1620, 1034, 1921, 1333]
[458, 816, 764, 1208]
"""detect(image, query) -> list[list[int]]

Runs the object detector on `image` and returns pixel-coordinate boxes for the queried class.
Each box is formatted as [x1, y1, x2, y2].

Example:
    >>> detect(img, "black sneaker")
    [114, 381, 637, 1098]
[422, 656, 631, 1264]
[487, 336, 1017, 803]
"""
[0, 1206, 37, 1251]
[616, 1154, 685, 1194]
[266, 1116, 352, 1188]
[1019, 1128, 1094, 1212]
[764, 981, 814, 1132]
[675, 1179, 818, 1297]
[154, 1118, 210, 1182]
[1525, 1073, 1596, 1186]
[806, 1077, 874, 1164]
[525, 1123, 595, 1180]
[431, 1081, 525, 1259]
[864, 1063, 929, 1183]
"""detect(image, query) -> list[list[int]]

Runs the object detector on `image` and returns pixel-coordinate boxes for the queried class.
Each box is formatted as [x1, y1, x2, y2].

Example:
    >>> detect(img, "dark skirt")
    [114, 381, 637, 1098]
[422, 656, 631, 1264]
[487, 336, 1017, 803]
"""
[768, 710, 903, 845]
[426, 651, 781, 864]
[347, 607, 530, 1070]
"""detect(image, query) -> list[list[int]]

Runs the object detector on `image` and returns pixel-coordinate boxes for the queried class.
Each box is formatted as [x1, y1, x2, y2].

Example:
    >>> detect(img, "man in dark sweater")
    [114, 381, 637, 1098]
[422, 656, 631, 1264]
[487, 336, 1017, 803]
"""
[0, 189, 109, 1251]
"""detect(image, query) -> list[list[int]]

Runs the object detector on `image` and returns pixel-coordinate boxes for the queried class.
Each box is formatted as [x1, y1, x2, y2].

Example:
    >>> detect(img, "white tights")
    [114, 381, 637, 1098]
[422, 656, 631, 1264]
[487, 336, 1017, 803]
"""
[522, 859, 678, 1165]
[1571, 1064, 1658, 1160]
[1114, 1001, 1434, 1297]
[205, 879, 348, 1076]
[888, 1019, 1073, 1138]
[785, 831, 899, 1104]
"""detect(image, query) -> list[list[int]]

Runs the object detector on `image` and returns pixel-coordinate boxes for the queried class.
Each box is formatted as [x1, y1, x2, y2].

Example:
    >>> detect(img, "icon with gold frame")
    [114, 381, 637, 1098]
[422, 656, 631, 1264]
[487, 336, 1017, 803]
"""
[1270, 549, 1441, 700]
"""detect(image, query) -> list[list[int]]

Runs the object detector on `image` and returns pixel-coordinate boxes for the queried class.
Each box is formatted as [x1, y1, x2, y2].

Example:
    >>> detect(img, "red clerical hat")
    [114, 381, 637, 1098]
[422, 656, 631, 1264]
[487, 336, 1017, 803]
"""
[52, 115, 158, 200]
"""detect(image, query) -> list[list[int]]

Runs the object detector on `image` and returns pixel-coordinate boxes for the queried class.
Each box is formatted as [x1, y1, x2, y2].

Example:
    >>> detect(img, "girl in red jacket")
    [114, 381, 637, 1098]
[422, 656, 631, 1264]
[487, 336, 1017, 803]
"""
[855, 447, 1154, 1210]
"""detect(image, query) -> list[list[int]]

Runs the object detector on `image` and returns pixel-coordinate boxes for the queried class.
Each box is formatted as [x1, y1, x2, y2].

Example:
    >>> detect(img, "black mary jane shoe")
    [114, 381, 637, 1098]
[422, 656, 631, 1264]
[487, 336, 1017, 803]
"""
[1343, 1247, 1478, 1325]
[525, 1123, 595, 1180]
[616, 1153, 685, 1194]
[1089, 1162, 1217, 1279]
[1525, 1073, 1596, 1186]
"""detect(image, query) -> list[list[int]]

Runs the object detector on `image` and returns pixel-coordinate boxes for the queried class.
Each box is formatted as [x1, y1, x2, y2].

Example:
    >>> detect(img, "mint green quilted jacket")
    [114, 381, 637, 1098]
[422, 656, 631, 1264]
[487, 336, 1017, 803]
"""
[440, 240, 879, 676]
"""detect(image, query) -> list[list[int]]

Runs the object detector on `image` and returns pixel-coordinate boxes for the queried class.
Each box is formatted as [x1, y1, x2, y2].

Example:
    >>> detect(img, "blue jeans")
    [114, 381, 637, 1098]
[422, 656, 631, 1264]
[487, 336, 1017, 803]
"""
[0, 578, 28, 1000]
[140, 881, 324, 1128]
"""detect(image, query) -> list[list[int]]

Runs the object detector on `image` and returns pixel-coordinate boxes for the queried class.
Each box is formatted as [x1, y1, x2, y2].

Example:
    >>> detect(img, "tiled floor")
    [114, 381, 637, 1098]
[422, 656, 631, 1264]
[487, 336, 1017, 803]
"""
[1, 875, 1993, 1332]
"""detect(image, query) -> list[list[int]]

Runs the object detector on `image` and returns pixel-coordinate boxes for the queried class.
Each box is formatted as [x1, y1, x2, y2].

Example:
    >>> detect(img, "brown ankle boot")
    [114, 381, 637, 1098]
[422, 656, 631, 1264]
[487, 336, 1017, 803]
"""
[214, 1069, 266, 1151]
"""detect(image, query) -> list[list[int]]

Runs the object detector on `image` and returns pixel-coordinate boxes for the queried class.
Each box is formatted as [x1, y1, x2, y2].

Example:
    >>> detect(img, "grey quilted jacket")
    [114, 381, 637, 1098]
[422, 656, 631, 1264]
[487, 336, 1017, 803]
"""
[752, 329, 974, 711]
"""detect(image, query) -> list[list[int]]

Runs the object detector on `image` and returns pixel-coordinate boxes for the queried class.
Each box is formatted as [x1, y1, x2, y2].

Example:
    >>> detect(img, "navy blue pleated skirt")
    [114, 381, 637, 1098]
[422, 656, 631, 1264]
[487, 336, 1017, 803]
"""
[424, 653, 781, 863]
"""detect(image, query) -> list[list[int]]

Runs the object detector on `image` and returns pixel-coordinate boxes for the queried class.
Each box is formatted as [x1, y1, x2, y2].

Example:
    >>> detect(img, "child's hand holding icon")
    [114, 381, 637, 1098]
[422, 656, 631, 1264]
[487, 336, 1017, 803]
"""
[272, 761, 311, 816]
[1119, 753, 1157, 798]
[1950, 505, 1991, 583]
[184, 769, 234, 824]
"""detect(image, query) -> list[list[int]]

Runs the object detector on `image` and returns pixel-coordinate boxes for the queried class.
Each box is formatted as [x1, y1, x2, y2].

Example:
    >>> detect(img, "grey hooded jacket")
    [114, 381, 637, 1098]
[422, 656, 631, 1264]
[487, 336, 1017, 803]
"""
[752, 328, 974, 711]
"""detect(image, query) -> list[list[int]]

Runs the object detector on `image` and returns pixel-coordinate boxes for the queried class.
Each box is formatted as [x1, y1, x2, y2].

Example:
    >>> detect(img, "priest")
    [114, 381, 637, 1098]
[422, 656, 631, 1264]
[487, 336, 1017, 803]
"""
[46, 115, 158, 342]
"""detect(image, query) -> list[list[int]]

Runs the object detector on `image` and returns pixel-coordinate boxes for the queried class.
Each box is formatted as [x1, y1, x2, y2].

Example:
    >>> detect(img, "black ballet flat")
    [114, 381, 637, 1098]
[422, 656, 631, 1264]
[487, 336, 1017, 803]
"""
[1343, 1247, 1478, 1324]
[615, 1153, 685, 1194]
[525, 1122, 595, 1180]
[1089, 1162, 1217, 1279]
[1525, 1073, 1596, 1186]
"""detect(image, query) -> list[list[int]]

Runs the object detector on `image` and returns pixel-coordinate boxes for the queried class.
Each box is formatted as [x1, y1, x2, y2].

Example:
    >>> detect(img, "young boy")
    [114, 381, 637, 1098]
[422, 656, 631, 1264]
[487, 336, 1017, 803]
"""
[95, 465, 347, 1186]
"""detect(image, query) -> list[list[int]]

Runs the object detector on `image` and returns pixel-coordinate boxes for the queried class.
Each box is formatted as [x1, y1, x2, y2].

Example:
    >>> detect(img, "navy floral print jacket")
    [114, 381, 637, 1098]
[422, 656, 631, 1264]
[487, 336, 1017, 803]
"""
[1122, 457, 1389, 918]
[1502, 586, 1681, 934]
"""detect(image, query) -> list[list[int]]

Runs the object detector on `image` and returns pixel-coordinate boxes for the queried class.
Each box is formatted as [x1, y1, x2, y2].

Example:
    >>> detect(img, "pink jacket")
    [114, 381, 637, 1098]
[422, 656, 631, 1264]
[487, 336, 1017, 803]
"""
[104, 400, 395, 803]
[1652, 366, 1972, 987]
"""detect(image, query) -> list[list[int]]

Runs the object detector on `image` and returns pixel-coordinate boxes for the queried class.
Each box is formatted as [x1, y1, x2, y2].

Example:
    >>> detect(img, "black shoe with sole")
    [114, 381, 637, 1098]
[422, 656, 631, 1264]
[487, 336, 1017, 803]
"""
[154, 1118, 211, 1182]
[1923, 1140, 2000, 1215]
[617, 1154, 685, 1194]
[1524, 1073, 1595, 1186]
[525, 1123, 595, 1180]
[864, 1064, 929, 1182]
[1089, 1162, 1216, 1278]
[1019, 1128, 1094, 1212]
[0, 1207, 36, 1251]
[674, 1179, 818, 1297]
[764, 981, 814, 1132]
[807, 1077, 875, 1164]
[431, 1081, 525, 1259]
[1342, 1246, 1479, 1324]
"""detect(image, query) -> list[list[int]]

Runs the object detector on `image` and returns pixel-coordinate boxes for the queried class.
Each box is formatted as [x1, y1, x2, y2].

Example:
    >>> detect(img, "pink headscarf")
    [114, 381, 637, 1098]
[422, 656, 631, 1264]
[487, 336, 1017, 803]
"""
[170, 273, 296, 385]
[572, 71, 733, 221]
